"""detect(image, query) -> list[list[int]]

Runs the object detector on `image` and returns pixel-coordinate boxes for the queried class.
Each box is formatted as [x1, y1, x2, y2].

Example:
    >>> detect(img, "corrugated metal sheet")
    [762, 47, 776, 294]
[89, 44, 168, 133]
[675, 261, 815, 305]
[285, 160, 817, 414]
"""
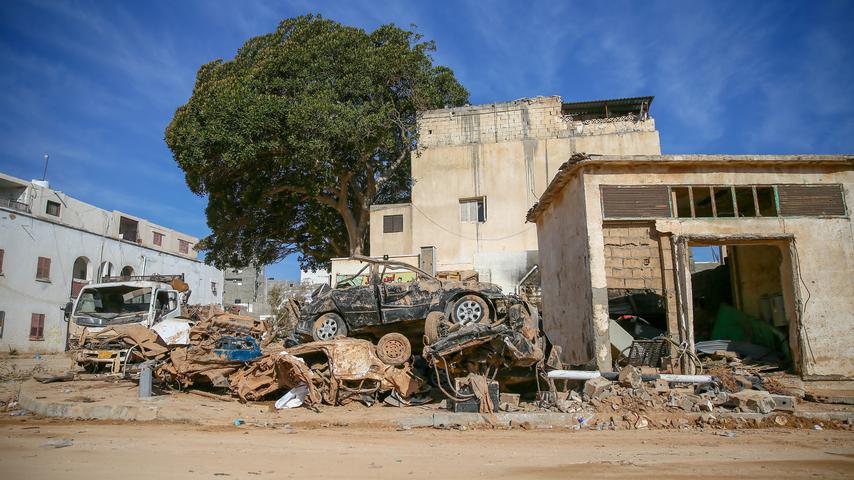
[778, 185, 846, 217]
[601, 185, 671, 218]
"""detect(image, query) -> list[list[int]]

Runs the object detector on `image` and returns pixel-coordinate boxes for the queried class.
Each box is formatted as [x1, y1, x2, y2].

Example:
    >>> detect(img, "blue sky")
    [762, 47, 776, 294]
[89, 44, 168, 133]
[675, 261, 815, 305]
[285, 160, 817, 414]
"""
[1, 0, 853, 278]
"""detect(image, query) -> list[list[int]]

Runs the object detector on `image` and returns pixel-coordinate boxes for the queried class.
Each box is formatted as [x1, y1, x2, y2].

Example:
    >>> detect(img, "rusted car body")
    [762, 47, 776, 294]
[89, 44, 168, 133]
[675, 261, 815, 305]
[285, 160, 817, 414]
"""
[293, 256, 511, 345]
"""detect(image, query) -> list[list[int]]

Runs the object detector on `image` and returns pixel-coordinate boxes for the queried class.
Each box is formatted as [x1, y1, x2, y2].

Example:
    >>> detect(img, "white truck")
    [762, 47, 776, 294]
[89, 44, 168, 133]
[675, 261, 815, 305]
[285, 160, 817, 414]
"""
[64, 274, 193, 372]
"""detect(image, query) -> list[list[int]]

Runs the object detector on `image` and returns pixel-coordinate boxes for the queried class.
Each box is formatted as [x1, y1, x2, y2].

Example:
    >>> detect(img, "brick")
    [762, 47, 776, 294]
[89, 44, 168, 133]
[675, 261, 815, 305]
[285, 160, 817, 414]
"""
[624, 259, 642, 268]
[625, 278, 645, 289]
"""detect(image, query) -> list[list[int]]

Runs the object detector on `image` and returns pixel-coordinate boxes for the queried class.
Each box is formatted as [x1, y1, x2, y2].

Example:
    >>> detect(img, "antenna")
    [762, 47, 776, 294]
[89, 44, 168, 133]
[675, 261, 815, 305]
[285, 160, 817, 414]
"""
[41, 153, 49, 181]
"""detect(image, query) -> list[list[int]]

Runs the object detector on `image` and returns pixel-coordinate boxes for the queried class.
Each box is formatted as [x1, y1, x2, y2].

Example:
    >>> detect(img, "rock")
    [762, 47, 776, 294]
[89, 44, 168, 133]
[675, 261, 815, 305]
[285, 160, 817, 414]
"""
[697, 398, 714, 412]
[584, 376, 612, 399]
[677, 394, 701, 412]
[569, 390, 582, 402]
[499, 393, 520, 407]
[729, 389, 776, 414]
[770, 394, 795, 412]
[654, 378, 670, 393]
[618, 366, 642, 389]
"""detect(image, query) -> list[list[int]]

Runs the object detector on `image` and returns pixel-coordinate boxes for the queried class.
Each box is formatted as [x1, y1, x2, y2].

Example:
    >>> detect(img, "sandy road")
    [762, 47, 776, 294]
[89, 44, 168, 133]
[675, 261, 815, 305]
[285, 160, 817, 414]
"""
[1, 417, 853, 479]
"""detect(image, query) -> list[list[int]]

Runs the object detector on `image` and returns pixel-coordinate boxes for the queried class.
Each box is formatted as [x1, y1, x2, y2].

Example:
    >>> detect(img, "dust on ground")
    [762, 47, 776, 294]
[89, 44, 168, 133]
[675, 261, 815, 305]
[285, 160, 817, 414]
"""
[0, 416, 853, 479]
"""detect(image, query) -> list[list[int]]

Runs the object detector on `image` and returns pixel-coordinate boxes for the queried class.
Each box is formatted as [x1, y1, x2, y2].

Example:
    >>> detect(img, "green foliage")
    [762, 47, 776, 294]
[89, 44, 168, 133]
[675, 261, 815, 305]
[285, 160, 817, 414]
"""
[165, 14, 468, 271]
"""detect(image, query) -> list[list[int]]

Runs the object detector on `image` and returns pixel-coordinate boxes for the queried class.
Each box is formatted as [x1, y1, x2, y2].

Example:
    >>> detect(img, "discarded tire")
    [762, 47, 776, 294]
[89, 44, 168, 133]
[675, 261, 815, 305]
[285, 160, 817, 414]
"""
[311, 313, 347, 341]
[423, 311, 449, 345]
[376, 332, 412, 366]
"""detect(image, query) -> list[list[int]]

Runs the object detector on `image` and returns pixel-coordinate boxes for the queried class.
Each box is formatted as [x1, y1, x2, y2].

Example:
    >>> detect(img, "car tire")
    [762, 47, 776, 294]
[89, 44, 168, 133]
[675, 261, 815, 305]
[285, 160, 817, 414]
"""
[450, 295, 490, 325]
[376, 333, 412, 366]
[423, 311, 450, 345]
[311, 313, 347, 341]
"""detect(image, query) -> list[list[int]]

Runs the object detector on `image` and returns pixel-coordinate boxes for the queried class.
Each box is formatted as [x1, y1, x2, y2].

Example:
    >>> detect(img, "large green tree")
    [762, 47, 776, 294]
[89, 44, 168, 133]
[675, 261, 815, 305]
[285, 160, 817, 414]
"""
[165, 14, 468, 271]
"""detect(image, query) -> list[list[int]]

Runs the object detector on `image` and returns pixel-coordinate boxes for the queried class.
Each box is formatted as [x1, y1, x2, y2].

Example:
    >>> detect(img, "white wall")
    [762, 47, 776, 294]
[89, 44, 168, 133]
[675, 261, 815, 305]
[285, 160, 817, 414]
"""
[0, 208, 223, 353]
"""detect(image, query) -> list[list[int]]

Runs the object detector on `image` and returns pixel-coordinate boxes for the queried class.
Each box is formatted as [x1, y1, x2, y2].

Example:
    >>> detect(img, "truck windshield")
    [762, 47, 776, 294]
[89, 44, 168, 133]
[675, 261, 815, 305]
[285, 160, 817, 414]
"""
[75, 286, 152, 319]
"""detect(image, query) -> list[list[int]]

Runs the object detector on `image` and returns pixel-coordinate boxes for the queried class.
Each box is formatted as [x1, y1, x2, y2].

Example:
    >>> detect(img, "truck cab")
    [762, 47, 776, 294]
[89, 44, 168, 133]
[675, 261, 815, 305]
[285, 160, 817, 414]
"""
[65, 275, 190, 371]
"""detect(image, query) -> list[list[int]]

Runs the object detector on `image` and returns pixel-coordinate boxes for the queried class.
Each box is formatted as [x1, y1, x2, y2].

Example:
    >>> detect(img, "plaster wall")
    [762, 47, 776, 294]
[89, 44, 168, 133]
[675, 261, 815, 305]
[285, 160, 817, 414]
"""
[369, 204, 413, 257]
[0, 208, 224, 353]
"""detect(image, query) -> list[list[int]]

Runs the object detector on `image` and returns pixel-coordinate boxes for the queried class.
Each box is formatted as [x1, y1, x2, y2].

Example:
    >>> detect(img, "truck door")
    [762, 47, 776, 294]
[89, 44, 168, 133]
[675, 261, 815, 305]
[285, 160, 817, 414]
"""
[153, 289, 179, 324]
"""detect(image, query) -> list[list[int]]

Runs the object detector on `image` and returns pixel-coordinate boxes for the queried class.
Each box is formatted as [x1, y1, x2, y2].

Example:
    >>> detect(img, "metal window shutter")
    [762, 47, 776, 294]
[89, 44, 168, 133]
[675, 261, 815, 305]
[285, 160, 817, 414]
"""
[601, 185, 671, 218]
[778, 185, 846, 216]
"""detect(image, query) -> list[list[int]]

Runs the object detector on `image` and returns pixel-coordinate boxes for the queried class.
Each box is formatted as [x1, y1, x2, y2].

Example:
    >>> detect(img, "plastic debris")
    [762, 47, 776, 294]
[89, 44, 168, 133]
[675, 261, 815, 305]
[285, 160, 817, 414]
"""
[275, 383, 308, 409]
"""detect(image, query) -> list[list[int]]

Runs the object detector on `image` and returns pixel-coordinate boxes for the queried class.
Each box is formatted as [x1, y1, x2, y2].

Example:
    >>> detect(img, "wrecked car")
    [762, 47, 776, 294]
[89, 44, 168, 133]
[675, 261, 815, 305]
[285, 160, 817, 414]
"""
[293, 256, 511, 349]
[65, 274, 194, 372]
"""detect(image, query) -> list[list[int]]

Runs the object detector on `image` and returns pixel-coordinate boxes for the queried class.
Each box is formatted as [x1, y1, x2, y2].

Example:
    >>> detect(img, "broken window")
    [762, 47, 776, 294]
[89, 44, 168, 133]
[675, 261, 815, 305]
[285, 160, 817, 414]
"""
[46, 200, 60, 217]
[756, 187, 778, 217]
[120, 266, 134, 277]
[211, 282, 217, 296]
[153, 232, 164, 246]
[383, 214, 404, 233]
[735, 187, 757, 217]
[36, 257, 51, 281]
[179, 239, 190, 254]
[460, 198, 486, 223]
[692, 187, 714, 217]
[0, 249, 4, 274]
[30, 313, 44, 340]
[119, 217, 139, 242]
[672, 187, 692, 218]
[713, 187, 735, 217]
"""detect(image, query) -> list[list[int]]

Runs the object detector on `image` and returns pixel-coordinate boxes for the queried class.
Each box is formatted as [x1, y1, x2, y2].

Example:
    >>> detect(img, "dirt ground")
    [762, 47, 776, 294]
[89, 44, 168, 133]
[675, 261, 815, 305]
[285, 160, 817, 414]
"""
[0, 416, 852, 480]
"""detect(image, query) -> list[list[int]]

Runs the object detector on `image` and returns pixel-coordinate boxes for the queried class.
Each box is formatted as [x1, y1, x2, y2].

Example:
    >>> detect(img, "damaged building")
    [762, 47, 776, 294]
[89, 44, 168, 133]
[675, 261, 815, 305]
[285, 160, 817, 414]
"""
[0, 172, 224, 353]
[361, 96, 661, 292]
[527, 154, 854, 381]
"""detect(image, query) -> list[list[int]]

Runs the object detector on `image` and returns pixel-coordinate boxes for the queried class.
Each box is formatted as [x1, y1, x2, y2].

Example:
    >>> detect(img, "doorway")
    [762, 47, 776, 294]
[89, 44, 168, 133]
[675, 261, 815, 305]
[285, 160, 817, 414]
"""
[685, 240, 799, 372]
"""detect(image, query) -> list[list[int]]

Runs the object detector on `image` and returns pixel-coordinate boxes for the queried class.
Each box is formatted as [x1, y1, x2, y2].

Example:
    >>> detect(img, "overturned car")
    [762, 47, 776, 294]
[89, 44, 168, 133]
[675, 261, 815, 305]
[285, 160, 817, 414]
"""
[293, 256, 515, 350]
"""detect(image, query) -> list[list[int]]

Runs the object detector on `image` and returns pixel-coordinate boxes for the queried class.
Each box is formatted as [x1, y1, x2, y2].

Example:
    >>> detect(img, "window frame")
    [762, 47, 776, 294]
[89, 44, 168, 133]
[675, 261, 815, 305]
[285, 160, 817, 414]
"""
[459, 197, 487, 223]
[382, 214, 404, 233]
[0, 248, 4, 275]
[669, 185, 781, 219]
[36, 256, 51, 281]
[30, 313, 45, 340]
[153, 231, 164, 246]
[45, 200, 61, 217]
[0, 311, 5, 338]
[178, 239, 190, 254]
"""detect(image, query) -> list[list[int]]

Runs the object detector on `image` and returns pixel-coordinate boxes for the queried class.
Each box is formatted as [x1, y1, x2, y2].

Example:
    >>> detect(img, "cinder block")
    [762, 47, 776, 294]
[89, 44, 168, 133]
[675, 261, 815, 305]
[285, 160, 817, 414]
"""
[625, 278, 645, 289]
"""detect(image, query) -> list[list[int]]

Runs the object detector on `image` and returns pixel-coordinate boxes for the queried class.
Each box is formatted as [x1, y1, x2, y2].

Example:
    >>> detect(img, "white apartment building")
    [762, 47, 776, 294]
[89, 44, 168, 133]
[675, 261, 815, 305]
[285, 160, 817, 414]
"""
[0, 172, 224, 352]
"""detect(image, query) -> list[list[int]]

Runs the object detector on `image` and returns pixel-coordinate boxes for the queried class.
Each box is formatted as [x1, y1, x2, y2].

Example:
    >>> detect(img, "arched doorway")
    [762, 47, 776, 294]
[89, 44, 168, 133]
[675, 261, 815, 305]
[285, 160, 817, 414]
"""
[71, 257, 90, 298]
[120, 265, 134, 277]
[98, 261, 114, 280]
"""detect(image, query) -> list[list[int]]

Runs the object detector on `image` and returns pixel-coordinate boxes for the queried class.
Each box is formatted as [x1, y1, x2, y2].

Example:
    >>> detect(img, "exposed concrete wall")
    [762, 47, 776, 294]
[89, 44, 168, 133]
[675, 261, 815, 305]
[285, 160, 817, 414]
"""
[603, 223, 664, 292]
[369, 204, 413, 257]
[0, 208, 223, 353]
[536, 174, 600, 367]
[399, 96, 661, 292]
[729, 245, 784, 320]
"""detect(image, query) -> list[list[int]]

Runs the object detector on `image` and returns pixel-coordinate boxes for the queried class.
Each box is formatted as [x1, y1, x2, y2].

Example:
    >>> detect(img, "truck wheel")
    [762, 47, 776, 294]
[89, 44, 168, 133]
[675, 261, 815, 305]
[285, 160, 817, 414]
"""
[450, 295, 489, 325]
[424, 311, 450, 345]
[311, 313, 347, 341]
[376, 333, 411, 366]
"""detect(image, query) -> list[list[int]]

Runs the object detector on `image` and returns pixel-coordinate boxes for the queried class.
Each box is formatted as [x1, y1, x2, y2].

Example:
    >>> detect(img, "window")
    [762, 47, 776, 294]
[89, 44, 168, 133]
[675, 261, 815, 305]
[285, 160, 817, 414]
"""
[778, 185, 845, 216]
[36, 257, 51, 281]
[119, 217, 139, 242]
[234, 298, 242, 304]
[30, 313, 44, 340]
[600, 186, 671, 218]
[153, 232, 164, 246]
[713, 187, 735, 217]
[0, 311, 4, 338]
[668, 185, 783, 219]
[211, 282, 217, 296]
[383, 214, 404, 233]
[120, 266, 134, 277]
[460, 197, 486, 223]
[179, 239, 190, 254]
[0, 249, 4, 274]
[735, 187, 757, 217]
[46, 200, 61, 216]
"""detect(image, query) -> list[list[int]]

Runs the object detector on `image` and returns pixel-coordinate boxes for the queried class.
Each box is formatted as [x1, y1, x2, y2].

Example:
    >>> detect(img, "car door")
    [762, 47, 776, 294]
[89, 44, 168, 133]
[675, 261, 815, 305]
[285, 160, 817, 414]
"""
[330, 267, 381, 330]
[379, 274, 442, 324]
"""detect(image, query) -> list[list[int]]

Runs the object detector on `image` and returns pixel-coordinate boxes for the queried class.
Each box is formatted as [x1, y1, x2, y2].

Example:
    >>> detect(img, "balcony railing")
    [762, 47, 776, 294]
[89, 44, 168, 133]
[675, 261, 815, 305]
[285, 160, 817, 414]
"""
[0, 198, 31, 213]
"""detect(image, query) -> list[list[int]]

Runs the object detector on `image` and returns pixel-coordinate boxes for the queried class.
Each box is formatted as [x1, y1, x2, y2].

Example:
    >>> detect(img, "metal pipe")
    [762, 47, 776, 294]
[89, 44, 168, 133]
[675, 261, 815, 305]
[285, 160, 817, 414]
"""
[139, 360, 153, 398]
[546, 369, 714, 384]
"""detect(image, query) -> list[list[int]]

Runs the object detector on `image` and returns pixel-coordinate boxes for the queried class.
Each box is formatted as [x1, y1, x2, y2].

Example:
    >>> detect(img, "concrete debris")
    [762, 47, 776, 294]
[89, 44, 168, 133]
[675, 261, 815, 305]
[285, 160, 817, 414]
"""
[618, 365, 642, 389]
[584, 376, 612, 399]
[729, 389, 777, 414]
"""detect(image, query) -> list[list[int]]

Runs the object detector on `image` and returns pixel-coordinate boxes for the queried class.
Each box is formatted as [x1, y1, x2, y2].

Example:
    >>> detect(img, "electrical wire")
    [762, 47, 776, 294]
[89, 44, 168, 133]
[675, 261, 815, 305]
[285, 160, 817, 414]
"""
[411, 203, 532, 241]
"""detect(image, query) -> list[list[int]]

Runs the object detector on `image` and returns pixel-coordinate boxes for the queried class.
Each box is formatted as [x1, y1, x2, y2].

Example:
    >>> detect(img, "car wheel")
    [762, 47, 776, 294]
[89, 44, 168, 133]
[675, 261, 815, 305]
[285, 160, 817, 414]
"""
[424, 311, 451, 345]
[376, 333, 412, 366]
[311, 313, 347, 341]
[450, 295, 490, 325]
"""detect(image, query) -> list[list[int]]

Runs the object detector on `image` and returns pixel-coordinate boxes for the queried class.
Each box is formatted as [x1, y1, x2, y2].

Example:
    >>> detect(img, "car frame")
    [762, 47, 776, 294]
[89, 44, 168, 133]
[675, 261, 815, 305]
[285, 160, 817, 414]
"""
[294, 256, 510, 345]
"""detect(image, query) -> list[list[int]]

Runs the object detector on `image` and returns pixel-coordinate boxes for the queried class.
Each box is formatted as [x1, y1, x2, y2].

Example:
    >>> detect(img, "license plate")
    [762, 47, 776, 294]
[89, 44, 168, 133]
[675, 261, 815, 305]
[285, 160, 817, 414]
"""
[97, 351, 113, 359]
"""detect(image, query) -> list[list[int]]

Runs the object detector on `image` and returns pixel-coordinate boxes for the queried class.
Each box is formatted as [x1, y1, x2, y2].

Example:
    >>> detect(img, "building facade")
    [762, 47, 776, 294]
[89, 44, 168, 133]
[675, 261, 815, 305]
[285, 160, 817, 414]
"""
[0, 172, 224, 352]
[528, 154, 854, 380]
[367, 95, 661, 292]
[223, 265, 268, 318]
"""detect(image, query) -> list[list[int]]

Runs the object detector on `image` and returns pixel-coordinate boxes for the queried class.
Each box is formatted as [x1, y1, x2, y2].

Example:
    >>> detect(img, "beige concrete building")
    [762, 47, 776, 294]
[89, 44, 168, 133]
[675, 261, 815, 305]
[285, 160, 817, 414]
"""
[528, 154, 854, 380]
[368, 96, 661, 292]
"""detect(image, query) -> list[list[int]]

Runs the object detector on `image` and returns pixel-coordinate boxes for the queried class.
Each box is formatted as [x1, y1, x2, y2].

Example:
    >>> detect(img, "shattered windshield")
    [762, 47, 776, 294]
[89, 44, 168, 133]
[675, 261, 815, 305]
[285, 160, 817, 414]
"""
[75, 286, 152, 320]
